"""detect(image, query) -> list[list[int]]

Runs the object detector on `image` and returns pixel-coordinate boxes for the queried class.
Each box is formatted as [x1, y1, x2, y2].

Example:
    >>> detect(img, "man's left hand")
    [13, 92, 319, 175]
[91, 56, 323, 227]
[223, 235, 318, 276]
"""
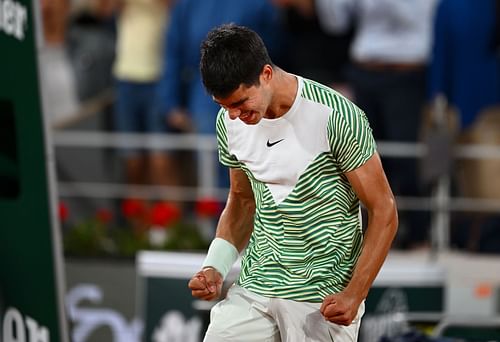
[320, 291, 361, 326]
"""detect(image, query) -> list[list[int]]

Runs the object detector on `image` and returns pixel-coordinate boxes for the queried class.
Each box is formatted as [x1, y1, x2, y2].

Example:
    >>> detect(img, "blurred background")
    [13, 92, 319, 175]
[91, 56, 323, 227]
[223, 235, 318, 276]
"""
[14, 0, 500, 340]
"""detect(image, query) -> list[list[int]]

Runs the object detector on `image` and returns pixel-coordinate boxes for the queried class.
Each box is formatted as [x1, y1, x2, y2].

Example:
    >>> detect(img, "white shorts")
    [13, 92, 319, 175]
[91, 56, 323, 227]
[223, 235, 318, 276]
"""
[204, 285, 365, 342]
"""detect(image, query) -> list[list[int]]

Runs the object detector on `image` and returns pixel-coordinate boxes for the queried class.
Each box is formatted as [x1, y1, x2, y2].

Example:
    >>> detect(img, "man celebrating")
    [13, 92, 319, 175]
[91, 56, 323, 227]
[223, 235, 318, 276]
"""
[188, 24, 398, 341]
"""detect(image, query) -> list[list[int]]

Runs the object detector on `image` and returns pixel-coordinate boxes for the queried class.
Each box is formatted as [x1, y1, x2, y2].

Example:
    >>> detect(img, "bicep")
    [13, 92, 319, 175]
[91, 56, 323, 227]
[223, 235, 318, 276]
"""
[344, 152, 394, 212]
[228, 168, 254, 200]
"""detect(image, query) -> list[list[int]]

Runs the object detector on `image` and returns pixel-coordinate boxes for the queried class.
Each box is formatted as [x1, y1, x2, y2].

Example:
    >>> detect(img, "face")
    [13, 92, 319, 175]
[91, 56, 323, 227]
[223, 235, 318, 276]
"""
[213, 67, 273, 125]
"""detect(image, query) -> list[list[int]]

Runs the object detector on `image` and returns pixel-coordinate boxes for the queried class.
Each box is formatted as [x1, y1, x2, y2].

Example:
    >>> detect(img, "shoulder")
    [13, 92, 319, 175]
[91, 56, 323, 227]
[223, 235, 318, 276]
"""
[301, 78, 362, 119]
[216, 107, 227, 121]
[302, 78, 345, 108]
[215, 108, 229, 132]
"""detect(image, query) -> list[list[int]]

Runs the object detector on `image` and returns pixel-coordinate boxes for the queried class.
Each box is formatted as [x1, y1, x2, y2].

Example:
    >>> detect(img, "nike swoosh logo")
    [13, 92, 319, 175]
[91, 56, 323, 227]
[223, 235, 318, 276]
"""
[266, 139, 284, 147]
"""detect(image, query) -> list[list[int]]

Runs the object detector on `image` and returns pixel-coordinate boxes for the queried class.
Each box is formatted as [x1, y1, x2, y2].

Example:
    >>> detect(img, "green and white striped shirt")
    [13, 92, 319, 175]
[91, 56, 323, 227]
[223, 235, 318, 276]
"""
[216, 76, 376, 303]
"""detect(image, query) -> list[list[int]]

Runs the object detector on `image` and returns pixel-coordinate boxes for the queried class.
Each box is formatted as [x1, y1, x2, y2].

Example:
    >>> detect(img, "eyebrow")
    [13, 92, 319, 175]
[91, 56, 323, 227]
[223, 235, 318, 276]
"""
[214, 97, 248, 108]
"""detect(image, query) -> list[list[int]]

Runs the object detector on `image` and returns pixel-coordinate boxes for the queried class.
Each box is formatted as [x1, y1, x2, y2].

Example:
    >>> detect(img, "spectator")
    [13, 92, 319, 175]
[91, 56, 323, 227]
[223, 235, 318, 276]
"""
[280, 6, 354, 96]
[276, 0, 438, 249]
[65, 0, 120, 102]
[112, 0, 176, 189]
[39, 0, 79, 125]
[428, 0, 500, 130]
[429, 0, 500, 253]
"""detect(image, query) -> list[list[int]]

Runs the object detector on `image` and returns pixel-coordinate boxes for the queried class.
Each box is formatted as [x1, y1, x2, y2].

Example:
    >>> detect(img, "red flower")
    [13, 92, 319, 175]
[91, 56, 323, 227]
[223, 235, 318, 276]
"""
[58, 202, 69, 223]
[96, 208, 113, 224]
[121, 198, 146, 218]
[195, 197, 222, 218]
[150, 202, 181, 227]
[59, 201, 69, 223]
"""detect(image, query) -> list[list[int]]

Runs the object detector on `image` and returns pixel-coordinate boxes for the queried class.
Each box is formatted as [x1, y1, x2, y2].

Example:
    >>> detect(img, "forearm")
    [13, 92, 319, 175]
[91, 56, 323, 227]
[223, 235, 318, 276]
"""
[201, 188, 254, 279]
[345, 202, 398, 300]
[215, 190, 255, 252]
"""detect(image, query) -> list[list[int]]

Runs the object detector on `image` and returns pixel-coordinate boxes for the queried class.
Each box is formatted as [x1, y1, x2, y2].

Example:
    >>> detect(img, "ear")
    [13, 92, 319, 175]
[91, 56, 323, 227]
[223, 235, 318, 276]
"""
[260, 64, 273, 84]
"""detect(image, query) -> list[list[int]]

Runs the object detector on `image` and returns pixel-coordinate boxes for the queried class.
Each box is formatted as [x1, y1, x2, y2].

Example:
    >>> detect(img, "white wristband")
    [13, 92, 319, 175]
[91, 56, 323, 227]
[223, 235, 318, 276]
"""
[202, 238, 239, 280]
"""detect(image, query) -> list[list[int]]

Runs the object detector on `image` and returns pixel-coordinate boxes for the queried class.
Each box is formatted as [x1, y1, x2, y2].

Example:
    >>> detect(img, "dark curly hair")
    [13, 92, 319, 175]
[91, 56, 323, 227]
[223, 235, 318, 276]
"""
[200, 24, 273, 98]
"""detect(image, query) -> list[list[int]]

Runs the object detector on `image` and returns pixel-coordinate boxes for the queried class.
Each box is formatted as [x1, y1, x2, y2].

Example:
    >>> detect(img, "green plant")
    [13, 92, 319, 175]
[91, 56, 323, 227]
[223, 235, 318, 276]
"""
[60, 199, 211, 258]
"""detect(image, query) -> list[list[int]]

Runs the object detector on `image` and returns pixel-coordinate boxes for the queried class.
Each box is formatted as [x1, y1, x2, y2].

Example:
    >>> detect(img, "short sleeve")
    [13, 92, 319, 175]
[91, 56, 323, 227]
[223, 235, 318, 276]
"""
[216, 109, 240, 168]
[327, 101, 376, 172]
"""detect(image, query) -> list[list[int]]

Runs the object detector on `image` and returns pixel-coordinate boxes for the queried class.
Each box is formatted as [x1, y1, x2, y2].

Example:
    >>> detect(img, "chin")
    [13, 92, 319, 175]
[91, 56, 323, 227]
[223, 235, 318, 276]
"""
[244, 120, 260, 125]
[240, 118, 257, 125]
[240, 112, 261, 125]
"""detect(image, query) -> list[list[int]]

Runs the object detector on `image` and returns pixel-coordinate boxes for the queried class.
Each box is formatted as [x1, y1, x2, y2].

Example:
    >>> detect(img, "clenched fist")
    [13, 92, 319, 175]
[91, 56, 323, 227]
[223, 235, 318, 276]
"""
[188, 267, 223, 301]
[320, 290, 362, 326]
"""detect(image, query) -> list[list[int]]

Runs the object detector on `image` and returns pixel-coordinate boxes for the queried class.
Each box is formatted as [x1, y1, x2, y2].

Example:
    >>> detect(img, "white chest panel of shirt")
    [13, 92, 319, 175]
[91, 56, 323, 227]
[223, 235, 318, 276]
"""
[226, 77, 332, 205]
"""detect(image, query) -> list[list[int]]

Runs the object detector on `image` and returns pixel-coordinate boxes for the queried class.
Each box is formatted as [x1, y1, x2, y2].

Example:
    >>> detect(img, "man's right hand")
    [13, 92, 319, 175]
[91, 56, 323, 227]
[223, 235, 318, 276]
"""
[188, 267, 223, 301]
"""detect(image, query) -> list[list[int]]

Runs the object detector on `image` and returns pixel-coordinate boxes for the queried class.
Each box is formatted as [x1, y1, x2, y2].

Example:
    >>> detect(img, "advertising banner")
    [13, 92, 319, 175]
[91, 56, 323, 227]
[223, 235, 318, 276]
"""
[0, 0, 68, 340]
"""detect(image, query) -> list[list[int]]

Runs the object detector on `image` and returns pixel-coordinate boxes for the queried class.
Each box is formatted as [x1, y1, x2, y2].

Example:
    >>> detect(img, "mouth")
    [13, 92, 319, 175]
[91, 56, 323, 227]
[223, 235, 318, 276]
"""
[239, 111, 254, 122]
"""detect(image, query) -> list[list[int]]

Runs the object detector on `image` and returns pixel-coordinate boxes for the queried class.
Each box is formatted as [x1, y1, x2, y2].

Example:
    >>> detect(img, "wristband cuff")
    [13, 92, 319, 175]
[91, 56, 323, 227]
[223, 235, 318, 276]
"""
[202, 238, 239, 280]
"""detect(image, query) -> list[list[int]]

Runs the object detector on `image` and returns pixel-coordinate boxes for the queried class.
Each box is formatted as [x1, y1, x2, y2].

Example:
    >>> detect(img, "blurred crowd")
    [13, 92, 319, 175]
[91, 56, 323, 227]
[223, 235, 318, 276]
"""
[41, 0, 500, 252]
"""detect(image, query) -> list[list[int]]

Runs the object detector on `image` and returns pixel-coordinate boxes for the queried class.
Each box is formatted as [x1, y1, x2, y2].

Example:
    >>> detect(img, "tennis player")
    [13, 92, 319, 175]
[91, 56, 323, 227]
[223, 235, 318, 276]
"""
[188, 24, 398, 342]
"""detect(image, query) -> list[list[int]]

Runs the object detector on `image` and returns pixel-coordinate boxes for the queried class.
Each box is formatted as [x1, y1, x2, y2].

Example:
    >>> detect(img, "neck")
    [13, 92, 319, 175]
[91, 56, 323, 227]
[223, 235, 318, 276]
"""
[265, 69, 298, 119]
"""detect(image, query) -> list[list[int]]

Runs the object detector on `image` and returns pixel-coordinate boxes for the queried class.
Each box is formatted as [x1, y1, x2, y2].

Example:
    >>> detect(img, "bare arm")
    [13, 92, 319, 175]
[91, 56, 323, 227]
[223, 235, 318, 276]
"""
[321, 152, 398, 324]
[188, 168, 255, 300]
[215, 168, 256, 252]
